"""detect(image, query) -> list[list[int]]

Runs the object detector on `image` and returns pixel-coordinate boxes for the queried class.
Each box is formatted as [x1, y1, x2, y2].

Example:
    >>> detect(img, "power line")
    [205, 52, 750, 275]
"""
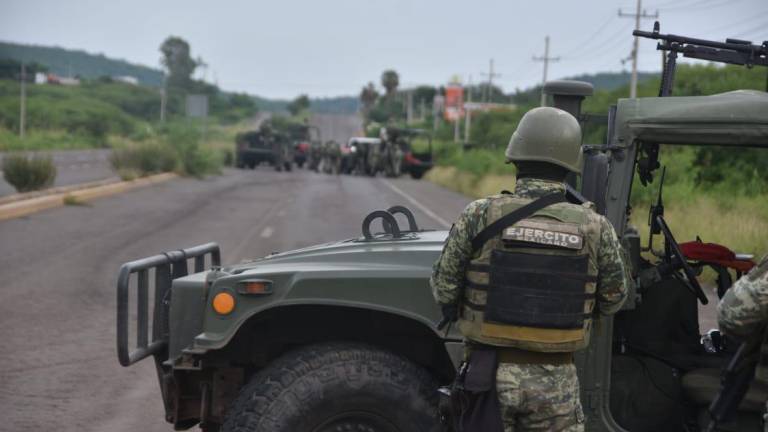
[533, 35, 560, 106]
[560, 12, 617, 57]
[647, 0, 718, 10]
[707, 10, 768, 34]
[619, 0, 659, 98]
[656, 0, 741, 13]
[733, 22, 768, 39]
[480, 58, 502, 102]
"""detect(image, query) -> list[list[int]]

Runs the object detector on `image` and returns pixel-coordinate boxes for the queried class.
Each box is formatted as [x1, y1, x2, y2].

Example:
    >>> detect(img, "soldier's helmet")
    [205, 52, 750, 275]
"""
[505, 106, 583, 173]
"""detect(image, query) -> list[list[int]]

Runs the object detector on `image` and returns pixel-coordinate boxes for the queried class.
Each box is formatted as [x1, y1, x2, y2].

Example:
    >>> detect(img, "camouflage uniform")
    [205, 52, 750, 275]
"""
[717, 254, 768, 424]
[430, 177, 629, 432]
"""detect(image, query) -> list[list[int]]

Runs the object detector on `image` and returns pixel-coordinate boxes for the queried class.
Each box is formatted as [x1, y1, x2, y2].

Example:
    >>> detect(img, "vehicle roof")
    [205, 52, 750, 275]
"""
[616, 90, 768, 147]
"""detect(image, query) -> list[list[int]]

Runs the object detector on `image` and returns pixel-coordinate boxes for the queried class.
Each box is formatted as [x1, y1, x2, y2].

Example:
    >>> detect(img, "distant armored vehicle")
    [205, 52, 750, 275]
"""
[384, 127, 434, 179]
[234, 124, 292, 171]
[119, 25, 768, 432]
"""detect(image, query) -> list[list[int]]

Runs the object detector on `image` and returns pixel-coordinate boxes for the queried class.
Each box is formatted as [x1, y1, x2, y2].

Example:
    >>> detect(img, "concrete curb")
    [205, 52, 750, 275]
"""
[0, 172, 178, 221]
[0, 177, 121, 205]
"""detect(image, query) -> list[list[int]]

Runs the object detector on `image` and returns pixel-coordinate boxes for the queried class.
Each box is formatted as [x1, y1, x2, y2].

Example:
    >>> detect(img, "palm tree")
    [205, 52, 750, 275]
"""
[359, 82, 379, 121]
[381, 70, 399, 98]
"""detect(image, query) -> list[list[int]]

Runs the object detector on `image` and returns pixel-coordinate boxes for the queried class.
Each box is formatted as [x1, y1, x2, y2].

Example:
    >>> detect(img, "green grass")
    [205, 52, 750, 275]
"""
[0, 127, 97, 151]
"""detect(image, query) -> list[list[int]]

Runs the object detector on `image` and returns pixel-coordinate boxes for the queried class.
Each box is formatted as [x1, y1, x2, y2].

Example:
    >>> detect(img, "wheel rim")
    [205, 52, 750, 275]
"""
[311, 410, 401, 432]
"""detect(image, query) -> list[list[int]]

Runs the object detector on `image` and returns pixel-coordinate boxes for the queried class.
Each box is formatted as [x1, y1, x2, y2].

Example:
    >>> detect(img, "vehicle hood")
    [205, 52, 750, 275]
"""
[224, 230, 449, 275]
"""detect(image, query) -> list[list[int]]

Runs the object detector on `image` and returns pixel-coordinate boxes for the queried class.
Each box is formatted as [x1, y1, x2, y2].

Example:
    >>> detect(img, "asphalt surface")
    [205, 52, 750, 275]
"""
[0, 149, 117, 197]
[0, 163, 471, 431]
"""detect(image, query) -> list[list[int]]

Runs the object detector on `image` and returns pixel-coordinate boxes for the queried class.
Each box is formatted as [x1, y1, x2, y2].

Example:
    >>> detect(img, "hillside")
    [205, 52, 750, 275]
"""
[0, 41, 164, 86]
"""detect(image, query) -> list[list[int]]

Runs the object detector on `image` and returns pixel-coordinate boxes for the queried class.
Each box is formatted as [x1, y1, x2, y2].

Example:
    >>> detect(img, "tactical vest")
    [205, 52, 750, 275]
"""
[458, 193, 602, 352]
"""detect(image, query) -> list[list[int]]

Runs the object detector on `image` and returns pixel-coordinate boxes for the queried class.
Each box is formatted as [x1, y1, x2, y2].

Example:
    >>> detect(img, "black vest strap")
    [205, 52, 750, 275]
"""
[471, 193, 566, 252]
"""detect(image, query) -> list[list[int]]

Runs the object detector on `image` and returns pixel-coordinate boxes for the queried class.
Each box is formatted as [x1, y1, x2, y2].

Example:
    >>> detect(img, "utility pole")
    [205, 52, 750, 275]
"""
[533, 36, 560, 106]
[406, 90, 413, 124]
[19, 63, 26, 139]
[160, 73, 167, 123]
[464, 75, 472, 144]
[480, 59, 501, 103]
[619, 0, 658, 98]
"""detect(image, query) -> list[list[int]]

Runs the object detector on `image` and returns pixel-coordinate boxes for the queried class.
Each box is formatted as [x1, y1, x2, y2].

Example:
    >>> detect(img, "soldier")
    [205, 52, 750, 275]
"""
[717, 254, 768, 421]
[718, 255, 768, 337]
[431, 107, 629, 431]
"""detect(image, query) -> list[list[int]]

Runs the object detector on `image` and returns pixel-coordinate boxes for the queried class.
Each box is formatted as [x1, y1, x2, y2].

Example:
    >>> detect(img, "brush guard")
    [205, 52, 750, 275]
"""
[117, 242, 221, 367]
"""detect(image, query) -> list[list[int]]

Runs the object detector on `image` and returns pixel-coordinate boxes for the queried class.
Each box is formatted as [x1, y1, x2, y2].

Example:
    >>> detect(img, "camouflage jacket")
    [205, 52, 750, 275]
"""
[718, 255, 768, 338]
[430, 177, 628, 314]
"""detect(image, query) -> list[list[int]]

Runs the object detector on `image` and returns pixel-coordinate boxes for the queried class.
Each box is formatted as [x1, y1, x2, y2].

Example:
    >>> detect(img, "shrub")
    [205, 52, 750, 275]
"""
[2, 153, 57, 192]
[109, 141, 177, 179]
[163, 123, 222, 177]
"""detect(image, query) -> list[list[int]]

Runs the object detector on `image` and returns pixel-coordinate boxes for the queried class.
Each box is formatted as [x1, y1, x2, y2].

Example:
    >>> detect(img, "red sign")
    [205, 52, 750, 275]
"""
[444, 85, 464, 121]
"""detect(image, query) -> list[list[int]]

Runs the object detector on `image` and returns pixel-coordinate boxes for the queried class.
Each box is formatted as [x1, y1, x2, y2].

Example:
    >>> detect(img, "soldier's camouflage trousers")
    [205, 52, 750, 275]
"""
[496, 362, 584, 432]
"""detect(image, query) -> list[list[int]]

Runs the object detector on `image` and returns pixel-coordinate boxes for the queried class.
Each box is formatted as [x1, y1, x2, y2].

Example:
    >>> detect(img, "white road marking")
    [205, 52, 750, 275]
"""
[379, 179, 452, 229]
[260, 226, 274, 238]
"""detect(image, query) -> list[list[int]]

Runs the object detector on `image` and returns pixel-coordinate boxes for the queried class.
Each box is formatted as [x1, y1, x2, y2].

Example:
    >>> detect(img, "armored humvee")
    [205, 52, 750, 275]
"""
[234, 124, 293, 172]
[119, 29, 768, 432]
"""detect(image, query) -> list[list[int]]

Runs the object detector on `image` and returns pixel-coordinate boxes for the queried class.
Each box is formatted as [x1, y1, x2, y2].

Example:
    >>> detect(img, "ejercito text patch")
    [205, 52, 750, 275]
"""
[502, 220, 584, 250]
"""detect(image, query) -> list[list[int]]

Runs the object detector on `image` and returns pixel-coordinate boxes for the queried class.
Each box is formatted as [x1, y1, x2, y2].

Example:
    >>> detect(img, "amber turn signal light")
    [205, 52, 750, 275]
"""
[237, 280, 273, 296]
[212, 292, 235, 315]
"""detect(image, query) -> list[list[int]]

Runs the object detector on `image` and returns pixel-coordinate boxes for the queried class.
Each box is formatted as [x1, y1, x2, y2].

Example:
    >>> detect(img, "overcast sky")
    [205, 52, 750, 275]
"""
[1, 0, 765, 98]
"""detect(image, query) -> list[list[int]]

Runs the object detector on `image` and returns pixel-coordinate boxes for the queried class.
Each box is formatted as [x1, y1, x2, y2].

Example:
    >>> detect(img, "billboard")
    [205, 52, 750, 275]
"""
[444, 85, 464, 121]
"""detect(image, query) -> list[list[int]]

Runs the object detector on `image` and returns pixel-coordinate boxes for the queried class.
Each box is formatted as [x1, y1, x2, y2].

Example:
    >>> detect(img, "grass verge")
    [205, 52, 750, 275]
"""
[426, 166, 768, 258]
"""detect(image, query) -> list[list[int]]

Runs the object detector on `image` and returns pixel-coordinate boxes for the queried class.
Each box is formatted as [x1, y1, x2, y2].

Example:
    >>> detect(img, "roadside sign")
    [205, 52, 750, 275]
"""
[186, 94, 209, 118]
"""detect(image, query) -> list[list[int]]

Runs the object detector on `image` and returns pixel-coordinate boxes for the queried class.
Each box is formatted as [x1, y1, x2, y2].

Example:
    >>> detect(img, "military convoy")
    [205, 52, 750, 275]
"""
[121, 25, 768, 432]
[235, 120, 434, 180]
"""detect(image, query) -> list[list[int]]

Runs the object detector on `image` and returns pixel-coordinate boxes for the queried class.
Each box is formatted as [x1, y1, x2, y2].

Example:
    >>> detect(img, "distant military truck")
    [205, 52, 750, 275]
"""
[234, 130, 270, 169]
[118, 26, 768, 432]
[384, 127, 434, 179]
[235, 125, 292, 171]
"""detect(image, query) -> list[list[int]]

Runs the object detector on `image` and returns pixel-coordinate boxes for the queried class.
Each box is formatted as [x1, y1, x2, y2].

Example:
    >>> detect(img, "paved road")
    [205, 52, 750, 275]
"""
[0, 149, 117, 197]
[0, 166, 471, 431]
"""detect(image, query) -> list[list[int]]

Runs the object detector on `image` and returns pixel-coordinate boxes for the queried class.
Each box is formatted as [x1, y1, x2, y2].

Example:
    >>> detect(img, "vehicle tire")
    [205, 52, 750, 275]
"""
[409, 170, 424, 180]
[221, 342, 440, 432]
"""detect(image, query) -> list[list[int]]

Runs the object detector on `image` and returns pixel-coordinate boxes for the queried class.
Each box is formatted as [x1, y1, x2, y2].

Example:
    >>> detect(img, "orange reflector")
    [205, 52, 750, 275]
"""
[241, 281, 269, 294]
[212, 292, 235, 315]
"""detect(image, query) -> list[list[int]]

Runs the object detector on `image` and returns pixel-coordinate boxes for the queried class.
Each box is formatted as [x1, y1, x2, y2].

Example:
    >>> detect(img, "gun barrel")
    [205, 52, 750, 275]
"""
[633, 29, 767, 56]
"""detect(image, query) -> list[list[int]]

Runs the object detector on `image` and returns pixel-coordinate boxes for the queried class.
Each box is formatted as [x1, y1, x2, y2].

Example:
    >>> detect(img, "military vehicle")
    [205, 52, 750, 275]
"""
[347, 137, 381, 175]
[234, 124, 293, 172]
[385, 127, 434, 179]
[362, 128, 404, 177]
[119, 25, 768, 432]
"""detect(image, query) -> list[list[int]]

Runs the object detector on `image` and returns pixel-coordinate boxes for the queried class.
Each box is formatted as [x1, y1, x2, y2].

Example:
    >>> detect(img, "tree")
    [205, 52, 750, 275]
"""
[0, 59, 47, 81]
[381, 70, 399, 97]
[160, 36, 199, 89]
[287, 94, 310, 116]
[359, 82, 379, 122]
